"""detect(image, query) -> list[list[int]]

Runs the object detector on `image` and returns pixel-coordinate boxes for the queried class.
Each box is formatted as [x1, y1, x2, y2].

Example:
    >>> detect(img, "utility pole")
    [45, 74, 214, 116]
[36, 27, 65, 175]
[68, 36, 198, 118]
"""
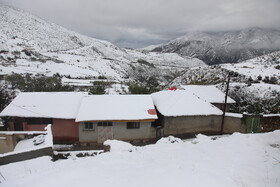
[220, 72, 231, 135]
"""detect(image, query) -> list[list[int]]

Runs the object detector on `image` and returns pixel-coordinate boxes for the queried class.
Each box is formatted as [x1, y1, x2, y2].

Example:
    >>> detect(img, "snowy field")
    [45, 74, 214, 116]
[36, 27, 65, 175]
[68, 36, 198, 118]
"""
[1, 131, 280, 187]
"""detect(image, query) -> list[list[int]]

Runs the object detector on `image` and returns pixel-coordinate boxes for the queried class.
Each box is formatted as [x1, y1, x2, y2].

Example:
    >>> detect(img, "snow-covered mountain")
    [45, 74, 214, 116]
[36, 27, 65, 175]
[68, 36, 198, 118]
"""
[152, 28, 280, 65]
[0, 3, 205, 83]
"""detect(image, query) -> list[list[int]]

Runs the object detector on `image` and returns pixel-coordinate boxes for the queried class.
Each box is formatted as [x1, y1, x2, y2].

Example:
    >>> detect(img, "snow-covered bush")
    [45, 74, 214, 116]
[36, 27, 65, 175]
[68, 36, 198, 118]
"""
[104, 140, 136, 153]
[156, 136, 183, 144]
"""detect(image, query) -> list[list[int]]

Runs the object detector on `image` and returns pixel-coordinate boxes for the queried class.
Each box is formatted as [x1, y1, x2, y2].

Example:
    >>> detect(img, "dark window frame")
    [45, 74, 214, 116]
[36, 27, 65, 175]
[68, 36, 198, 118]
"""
[127, 122, 140, 129]
[26, 118, 53, 125]
[84, 122, 94, 130]
[97, 122, 113, 126]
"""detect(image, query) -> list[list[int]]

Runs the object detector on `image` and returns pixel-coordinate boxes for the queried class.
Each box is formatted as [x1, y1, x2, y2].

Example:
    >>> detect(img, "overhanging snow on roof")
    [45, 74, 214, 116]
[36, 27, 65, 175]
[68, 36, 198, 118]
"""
[0, 92, 88, 119]
[180, 85, 236, 104]
[151, 90, 223, 117]
[75, 95, 158, 122]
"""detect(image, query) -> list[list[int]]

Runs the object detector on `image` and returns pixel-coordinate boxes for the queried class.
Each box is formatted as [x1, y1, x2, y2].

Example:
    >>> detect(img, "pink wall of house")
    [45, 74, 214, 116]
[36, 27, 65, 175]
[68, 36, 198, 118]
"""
[22, 119, 79, 143]
[23, 122, 45, 131]
[52, 119, 79, 143]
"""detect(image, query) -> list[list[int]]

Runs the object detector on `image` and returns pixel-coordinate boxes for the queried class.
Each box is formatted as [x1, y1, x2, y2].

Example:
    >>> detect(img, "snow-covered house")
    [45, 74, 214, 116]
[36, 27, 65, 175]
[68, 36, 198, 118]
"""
[75, 95, 158, 144]
[180, 85, 236, 111]
[151, 90, 225, 137]
[0, 92, 88, 143]
[0, 90, 241, 145]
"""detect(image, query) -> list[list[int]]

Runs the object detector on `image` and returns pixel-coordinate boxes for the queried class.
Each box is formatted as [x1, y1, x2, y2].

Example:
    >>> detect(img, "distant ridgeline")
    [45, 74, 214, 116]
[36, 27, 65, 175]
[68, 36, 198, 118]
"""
[152, 28, 280, 65]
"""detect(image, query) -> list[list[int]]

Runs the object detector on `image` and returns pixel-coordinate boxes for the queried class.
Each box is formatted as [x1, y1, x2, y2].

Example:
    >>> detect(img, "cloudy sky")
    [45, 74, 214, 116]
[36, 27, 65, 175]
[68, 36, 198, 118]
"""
[1, 0, 280, 48]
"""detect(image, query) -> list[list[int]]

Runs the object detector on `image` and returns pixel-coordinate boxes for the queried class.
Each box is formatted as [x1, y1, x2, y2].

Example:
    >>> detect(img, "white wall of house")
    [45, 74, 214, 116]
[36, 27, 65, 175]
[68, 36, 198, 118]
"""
[79, 121, 153, 143]
[113, 122, 152, 141]
[78, 123, 98, 143]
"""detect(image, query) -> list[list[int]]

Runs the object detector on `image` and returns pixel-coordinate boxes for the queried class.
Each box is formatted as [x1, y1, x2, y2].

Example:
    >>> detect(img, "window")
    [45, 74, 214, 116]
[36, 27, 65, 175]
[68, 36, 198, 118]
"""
[84, 122, 94, 130]
[127, 122, 140, 129]
[97, 122, 113, 126]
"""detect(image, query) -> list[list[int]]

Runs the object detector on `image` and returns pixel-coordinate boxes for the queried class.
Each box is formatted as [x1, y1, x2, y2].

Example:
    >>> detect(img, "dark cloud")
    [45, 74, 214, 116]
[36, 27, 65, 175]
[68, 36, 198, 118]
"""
[1, 0, 280, 48]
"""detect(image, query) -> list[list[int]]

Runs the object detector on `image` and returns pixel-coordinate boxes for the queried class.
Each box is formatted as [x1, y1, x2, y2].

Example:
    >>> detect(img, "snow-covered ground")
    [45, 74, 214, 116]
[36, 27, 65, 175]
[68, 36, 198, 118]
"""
[1, 131, 280, 187]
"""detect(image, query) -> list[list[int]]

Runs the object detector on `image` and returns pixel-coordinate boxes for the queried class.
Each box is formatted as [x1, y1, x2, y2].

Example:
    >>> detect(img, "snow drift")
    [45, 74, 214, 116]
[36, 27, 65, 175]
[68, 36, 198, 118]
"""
[1, 131, 280, 187]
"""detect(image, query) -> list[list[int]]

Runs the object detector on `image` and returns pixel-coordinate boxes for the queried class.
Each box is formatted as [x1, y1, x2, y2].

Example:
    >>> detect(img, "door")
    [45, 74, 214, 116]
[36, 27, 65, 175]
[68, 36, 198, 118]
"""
[97, 122, 113, 144]
[14, 118, 24, 131]
[245, 115, 261, 133]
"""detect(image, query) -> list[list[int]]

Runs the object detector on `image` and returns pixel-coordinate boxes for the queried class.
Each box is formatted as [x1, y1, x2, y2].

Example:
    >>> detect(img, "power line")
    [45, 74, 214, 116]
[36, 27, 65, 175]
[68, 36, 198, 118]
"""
[10, 103, 52, 118]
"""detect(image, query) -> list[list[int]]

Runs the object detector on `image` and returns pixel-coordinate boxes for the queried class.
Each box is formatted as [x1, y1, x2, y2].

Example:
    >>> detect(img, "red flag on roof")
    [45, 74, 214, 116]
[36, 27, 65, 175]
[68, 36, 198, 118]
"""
[147, 109, 157, 115]
[167, 86, 177, 91]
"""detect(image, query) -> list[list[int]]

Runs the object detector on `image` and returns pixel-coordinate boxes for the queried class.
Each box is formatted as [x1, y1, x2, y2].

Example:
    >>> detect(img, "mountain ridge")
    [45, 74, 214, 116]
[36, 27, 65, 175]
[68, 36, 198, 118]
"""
[0, 3, 205, 84]
[152, 28, 280, 65]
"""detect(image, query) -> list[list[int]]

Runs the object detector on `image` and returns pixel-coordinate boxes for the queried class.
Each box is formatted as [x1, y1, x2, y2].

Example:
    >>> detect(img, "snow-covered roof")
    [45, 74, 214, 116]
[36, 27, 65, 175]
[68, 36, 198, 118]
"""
[225, 112, 243, 118]
[151, 90, 223, 117]
[180, 85, 236, 104]
[0, 92, 88, 119]
[75, 95, 157, 122]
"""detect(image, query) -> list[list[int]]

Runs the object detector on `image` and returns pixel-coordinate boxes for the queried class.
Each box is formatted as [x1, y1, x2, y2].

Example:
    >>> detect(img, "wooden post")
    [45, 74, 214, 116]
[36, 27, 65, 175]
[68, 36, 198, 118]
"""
[221, 73, 231, 135]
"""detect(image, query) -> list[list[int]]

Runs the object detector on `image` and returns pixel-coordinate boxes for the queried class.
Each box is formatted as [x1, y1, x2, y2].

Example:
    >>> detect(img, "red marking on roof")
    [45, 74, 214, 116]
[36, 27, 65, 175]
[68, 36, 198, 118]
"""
[148, 109, 157, 115]
[167, 87, 177, 91]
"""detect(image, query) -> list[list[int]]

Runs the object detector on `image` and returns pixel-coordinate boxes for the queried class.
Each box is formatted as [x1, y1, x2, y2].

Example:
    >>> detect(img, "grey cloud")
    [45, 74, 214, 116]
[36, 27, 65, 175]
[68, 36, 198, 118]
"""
[1, 0, 280, 48]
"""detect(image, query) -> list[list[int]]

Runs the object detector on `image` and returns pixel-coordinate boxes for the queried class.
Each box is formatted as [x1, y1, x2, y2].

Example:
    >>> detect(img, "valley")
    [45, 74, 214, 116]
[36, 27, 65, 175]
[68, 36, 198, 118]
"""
[0, 3, 279, 115]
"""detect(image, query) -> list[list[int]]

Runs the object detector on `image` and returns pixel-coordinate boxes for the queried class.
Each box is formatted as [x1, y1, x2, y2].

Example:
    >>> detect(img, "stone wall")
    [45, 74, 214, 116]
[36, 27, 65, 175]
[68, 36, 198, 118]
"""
[0, 125, 53, 165]
[0, 135, 16, 154]
[224, 116, 245, 133]
[261, 115, 280, 132]
[0, 133, 40, 154]
[158, 113, 244, 138]
[0, 147, 53, 165]
[163, 115, 223, 137]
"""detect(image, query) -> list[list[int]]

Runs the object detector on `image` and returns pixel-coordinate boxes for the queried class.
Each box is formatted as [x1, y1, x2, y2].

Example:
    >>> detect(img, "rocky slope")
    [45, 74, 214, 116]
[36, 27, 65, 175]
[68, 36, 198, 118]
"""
[152, 28, 280, 65]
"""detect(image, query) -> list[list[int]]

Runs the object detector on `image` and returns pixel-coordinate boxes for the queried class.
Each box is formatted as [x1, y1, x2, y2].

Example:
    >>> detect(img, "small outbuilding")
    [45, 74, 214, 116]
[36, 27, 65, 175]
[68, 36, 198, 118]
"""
[76, 95, 158, 144]
[0, 92, 88, 143]
[180, 85, 235, 111]
[151, 90, 224, 138]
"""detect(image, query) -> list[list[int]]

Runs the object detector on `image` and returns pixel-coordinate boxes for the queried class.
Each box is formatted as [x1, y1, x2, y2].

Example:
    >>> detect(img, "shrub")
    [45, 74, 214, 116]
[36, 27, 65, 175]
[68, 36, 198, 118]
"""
[263, 76, 270, 83]
[275, 65, 280, 70]
[269, 76, 278, 84]
[89, 81, 112, 94]
[5, 74, 74, 92]
[98, 75, 107, 80]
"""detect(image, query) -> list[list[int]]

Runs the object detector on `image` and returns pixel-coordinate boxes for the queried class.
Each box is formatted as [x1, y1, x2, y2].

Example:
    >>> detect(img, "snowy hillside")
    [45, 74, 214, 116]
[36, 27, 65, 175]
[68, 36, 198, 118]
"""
[221, 83, 280, 114]
[152, 28, 280, 65]
[170, 51, 280, 86]
[1, 131, 280, 187]
[168, 51, 280, 113]
[0, 3, 103, 52]
[0, 3, 205, 83]
[222, 51, 280, 82]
